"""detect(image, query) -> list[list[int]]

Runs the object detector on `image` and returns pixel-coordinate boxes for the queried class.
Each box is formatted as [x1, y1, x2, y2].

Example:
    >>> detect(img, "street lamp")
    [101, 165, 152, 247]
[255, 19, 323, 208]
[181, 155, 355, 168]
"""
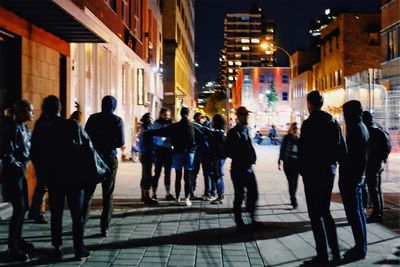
[260, 41, 295, 123]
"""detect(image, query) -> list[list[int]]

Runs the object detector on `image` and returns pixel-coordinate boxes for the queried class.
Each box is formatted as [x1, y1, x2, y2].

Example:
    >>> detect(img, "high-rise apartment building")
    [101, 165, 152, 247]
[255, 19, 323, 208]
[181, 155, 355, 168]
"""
[220, 5, 275, 90]
[162, 0, 196, 120]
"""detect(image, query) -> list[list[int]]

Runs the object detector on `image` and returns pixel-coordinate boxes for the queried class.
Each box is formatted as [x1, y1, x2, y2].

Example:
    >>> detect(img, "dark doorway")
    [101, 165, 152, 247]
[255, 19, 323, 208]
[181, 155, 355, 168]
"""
[0, 28, 21, 113]
[59, 54, 67, 118]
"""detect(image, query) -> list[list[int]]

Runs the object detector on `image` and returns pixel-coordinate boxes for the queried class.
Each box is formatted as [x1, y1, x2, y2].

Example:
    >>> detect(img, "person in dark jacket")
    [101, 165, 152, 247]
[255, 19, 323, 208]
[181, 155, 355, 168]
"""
[362, 111, 390, 223]
[192, 112, 213, 200]
[83, 95, 124, 237]
[147, 107, 196, 207]
[138, 113, 158, 205]
[193, 114, 227, 204]
[339, 100, 369, 261]
[278, 122, 300, 209]
[225, 106, 259, 230]
[31, 95, 91, 260]
[298, 91, 346, 266]
[1, 100, 34, 261]
[152, 108, 175, 201]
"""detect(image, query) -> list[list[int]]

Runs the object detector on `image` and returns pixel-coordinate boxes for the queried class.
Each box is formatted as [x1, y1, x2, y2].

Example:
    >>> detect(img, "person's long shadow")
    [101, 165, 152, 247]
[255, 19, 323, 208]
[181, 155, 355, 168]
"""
[87, 221, 311, 251]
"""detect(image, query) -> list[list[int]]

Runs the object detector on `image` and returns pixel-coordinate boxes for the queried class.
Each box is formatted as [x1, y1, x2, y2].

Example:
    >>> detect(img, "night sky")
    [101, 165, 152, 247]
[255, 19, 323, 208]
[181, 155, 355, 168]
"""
[195, 0, 380, 87]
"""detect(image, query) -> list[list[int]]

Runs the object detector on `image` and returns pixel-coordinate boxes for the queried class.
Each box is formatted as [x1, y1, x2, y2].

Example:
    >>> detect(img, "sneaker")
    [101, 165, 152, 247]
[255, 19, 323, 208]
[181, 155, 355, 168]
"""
[7, 248, 29, 262]
[185, 198, 192, 207]
[201, 195, 211, 201]
[75, 245, 90, 260]
[343, 248, 366, 261]
[28, 214, 49, 224]
[18, 239, 35, 254]
[144, 197, 159, 205]
[174, 198, 181, 205]
[166, 194, 176, 201]
[152, 194, 158, 200]
[49, 246, 62, 261]
[101, 228, 109, 237]
[210, 198, 223, 205]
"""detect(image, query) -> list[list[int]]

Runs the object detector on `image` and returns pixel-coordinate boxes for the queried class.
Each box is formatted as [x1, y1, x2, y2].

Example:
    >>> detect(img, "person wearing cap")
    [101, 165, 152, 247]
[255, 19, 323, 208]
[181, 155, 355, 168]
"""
[192, 112, 213, 200]
[298, 91, 346, 265]
[339, 100, 369, 261]
[225, 106, 259, 230]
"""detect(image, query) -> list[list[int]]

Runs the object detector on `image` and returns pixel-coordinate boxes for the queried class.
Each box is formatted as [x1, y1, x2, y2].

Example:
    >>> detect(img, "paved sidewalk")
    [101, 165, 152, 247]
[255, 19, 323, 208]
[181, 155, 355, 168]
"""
[0, 146, 398, 266]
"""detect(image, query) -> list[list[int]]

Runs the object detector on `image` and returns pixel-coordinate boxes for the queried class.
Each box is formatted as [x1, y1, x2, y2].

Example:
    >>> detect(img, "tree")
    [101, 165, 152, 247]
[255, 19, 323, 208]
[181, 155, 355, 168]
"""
[267, 82, 279, 110]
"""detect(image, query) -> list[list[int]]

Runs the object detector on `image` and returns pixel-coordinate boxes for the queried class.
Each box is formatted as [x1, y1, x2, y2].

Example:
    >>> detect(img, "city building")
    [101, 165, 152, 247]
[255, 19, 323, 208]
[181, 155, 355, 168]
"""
[290, 50, 317, 124]
[162, 0, 196, 120]
[235, 67, 290, 129]
[313, 12, 381, 118]
[380, 0, 399, 150]
[220, 4, 276, 92]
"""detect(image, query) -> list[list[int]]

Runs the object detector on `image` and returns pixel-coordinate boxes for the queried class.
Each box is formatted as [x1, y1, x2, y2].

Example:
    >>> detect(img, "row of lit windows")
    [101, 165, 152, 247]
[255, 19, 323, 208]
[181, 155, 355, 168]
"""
[240, 38, 260, 43]
[293, 83, 308, 99]
[316, 69, 342, 90]
[177, 25, 194, 69]
[177, 0, 194, 50]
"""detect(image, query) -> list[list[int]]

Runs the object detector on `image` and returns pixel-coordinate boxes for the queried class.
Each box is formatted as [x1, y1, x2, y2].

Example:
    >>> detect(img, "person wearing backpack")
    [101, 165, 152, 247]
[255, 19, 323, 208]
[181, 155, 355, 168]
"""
[193, 114, 227, 204]
[362, 111, 391, 223]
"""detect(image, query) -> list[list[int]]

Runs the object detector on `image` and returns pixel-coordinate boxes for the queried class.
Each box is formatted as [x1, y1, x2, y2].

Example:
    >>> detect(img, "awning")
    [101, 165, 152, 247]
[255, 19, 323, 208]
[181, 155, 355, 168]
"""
[0, 0, 106, 43]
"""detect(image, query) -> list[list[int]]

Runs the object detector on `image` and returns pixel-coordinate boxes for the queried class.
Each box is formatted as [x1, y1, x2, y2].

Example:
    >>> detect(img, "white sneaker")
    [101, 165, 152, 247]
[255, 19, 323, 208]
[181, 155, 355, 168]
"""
[185, 198, 192, 207]
[175, 198, 181, 205]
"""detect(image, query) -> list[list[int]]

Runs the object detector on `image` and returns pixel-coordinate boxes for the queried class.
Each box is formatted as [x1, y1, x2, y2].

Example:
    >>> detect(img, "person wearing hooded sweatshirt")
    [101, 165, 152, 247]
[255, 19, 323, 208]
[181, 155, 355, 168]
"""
[339, 100, 369, 261]
[146, 107, 196, 207]
[298, 91, 346, 266]
[138, 113, 158, 205]
[84, 95, 125, 237]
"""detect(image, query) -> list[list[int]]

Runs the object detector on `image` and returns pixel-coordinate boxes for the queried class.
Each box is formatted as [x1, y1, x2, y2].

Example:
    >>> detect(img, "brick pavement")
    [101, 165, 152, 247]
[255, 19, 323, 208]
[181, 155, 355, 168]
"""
[0, 146, 398, 266]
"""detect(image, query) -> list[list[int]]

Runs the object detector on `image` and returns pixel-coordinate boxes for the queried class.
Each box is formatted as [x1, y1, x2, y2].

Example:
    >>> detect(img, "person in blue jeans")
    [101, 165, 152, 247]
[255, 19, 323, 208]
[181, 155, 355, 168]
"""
[339, 100, 369, 261]
[193, 114, 226, 204]
[1, 100, 34, 261]
[147, 107, 196, 207]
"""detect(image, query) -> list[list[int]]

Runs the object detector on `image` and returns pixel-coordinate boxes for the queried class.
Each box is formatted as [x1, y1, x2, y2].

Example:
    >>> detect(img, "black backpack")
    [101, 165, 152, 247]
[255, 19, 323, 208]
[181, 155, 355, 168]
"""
[378, 126, 392, 159]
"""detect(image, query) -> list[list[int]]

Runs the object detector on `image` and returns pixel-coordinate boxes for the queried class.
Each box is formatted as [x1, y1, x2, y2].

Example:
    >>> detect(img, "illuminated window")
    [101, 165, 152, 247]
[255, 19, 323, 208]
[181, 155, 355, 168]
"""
[251, 38, 260, 43]
[228, 69, 233, 73]
[228, 76, 234, 81]
[228, 61, 234, 66]
[241, 38, 250, 43]
[242, 46, 250, 51]
[235, 61, 242, 66]
[228, 83, 233, 88]
[235, 53, 241, 58]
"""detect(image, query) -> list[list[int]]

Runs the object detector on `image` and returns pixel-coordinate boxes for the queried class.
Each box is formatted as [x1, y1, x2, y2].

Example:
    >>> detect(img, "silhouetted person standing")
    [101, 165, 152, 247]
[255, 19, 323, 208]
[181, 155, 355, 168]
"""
[298, 91, 345, 266]
[152, 108, 174, 200]
[362, 111, 391, 223]
[339, 100, 369, 261]
[278, 122, 300, 209]
[138, 113, 158, 205]
[225, 106, 259, 230]
[84, 96, 125, 237]
[148, 107, 196, 207]
[1, 100, 34, 261]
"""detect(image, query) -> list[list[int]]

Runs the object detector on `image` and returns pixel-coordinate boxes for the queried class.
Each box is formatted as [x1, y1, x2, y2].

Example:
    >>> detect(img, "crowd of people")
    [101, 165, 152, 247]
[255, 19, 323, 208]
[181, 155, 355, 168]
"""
[0, 91, 392, 265]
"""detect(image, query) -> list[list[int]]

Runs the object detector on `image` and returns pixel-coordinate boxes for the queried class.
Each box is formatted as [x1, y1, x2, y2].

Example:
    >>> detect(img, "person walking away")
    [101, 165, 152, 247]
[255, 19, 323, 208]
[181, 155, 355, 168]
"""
[84, 95, 124, 237]
[192, 112, 213, 200]
[278, 122, 300, 209]
[339, 100, 369, 261]
[1, 100, 34, 261]
[298, 91, 346, 266]
[138, 113, 158, 205]
[152, 108, 175, 201]
[362, 111, 391, 223]
[225, 106, 260, 230]
[193, 114, 227, 204]
[147, 107, 196, 207]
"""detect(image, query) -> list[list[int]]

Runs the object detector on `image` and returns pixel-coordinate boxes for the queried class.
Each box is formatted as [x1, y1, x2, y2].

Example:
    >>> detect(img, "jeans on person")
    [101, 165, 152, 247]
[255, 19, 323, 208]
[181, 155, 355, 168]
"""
[283, 160, 299, 206]
[210, 159, 225, 198]
[231, 167, 258, 224]
[83, 155, 118, 231]
[339, 177, 368, 254]
[366, 160, 385, 217]
[152, 147, 172, 192]
[303, 165, 340, 260]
